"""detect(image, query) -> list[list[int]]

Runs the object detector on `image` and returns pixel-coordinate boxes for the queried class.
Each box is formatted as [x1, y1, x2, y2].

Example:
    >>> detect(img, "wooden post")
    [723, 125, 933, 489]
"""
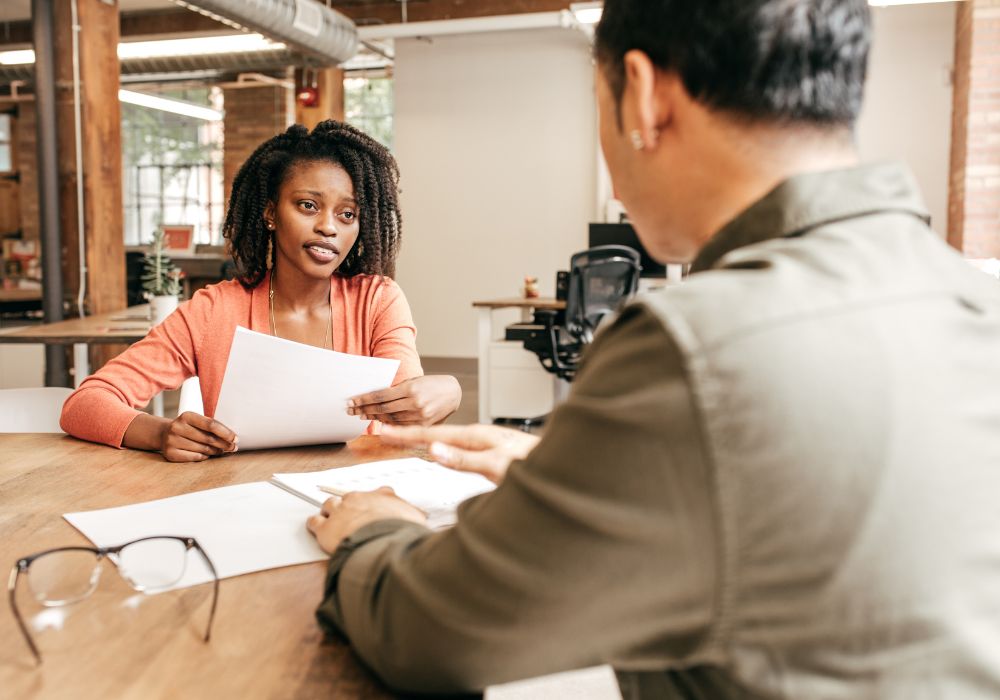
[53, 0, 126, 371]
[294, 67, 345, 129]
[947, 0, 1000, 258]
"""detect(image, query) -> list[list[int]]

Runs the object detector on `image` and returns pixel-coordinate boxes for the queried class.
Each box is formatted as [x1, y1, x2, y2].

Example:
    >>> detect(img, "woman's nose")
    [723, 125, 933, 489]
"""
[316, 211, 338, 236]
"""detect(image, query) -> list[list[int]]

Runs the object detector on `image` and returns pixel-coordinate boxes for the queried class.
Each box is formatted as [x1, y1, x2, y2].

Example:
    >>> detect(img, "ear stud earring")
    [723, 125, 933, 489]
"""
[630, 130, 645, 151]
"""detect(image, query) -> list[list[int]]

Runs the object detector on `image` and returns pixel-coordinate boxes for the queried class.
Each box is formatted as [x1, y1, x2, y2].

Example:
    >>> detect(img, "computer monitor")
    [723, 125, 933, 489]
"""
[588, 223, 666, 278]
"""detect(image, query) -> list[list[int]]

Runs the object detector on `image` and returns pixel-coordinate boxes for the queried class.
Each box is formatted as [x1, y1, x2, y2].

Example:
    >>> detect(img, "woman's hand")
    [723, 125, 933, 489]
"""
[347, 375, 462, 426]
[159, 412, 238, 462]
[380, 423, 540, 484]
[306, 487, 428, 554]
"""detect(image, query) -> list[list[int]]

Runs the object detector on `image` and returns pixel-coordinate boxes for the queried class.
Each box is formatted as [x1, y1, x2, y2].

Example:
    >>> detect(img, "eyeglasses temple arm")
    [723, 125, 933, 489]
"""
[191, 542, 219, 643]
[8, 564, 42, 664]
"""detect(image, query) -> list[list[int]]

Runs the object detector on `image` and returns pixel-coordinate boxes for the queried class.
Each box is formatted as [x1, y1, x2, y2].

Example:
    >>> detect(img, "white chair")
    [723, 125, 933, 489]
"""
[0, 387, 74, 433]
[176, 376, 204, 417]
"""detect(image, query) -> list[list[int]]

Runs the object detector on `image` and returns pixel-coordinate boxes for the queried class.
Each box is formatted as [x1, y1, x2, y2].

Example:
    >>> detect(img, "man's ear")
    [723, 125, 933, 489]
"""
[622, 50, 663, 150]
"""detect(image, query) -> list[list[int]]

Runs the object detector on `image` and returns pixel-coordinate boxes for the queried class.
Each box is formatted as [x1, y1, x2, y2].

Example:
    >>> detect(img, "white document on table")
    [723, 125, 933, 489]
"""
[64, 482, 326, 591]
[214, 326, 400, 450]
[63, 458, 496, 590]
[485, 666, 622, 700]
[271, 457, 497, 530]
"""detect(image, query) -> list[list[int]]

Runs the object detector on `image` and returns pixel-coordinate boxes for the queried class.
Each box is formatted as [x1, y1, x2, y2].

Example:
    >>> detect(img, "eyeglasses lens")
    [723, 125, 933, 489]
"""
[27, 550, 102, 606]
[116, 538, 188, 591]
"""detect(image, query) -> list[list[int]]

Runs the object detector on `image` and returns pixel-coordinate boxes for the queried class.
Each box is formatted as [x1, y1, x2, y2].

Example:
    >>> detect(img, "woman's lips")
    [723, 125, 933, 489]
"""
[304, 243, 338, 264]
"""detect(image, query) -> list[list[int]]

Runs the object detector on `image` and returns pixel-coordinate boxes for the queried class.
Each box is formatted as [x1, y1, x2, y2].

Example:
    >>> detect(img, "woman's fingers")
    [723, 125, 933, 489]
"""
[187, 413, 237, 442]
[175, 413, 238, 451]
[350, 397, 414, 420]
[347, 385, 406, 411]
[172, 421, 231, 453]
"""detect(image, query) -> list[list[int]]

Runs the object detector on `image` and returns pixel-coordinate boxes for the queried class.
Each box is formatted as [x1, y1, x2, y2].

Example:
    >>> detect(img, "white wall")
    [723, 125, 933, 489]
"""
[393, 28, 597, 358]
[857, 3, 956, 235]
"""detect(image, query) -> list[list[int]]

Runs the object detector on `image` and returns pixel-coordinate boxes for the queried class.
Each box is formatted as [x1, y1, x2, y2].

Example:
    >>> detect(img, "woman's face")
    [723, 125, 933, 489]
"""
[266, 159, 361, 282]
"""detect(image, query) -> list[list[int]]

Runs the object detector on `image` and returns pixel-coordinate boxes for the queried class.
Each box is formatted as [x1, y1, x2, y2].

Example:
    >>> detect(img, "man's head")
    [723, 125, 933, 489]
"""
[594, 0, 872, 261]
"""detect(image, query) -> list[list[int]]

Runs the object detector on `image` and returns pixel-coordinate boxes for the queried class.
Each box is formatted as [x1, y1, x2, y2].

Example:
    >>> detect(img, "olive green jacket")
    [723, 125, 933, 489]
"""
[317, 163, 1000, 698]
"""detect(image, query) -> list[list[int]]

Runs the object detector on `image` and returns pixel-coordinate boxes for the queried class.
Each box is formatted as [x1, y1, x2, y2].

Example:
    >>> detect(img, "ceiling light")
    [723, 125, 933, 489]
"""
[0, 50, 34, 66]
[117, 33, 285, 59]
[118, 89, 223, 121]
[0, 33, 285, 67]
[570, 2, 603, 25]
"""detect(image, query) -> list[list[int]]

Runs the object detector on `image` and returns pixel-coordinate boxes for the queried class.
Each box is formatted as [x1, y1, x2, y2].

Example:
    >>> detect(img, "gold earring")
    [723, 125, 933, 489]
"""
[266, 233, 274, 270]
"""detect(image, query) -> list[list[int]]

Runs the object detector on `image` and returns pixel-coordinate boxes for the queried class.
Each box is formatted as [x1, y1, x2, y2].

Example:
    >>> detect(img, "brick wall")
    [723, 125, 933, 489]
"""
[222, 85, 291, 208]
[948, 0, 1000, 257]
[15, 101, 38, 241]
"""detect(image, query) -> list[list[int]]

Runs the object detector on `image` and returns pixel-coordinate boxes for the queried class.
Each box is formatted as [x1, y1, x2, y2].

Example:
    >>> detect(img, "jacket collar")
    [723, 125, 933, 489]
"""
[690, 162, 931, 273]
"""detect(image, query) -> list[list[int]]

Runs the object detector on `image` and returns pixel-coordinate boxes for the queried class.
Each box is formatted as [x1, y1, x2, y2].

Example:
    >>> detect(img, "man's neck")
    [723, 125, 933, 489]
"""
[676, 121, 861, 255]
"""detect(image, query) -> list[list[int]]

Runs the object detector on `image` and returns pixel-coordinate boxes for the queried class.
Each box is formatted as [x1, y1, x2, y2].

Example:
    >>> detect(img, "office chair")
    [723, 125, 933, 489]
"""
[514, 245, 641, 383]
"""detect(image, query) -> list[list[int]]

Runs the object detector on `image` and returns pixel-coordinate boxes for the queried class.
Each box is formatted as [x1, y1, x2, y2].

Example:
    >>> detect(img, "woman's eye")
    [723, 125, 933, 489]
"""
[341, 211, 356, 221]
[299, 201, 317, 211]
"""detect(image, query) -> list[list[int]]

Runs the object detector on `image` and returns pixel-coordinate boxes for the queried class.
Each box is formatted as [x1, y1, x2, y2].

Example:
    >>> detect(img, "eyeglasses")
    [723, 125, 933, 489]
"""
[7, 535, 219, 664]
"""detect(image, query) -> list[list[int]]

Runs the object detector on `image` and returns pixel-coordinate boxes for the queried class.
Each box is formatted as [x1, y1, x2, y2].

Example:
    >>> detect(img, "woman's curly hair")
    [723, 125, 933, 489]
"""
[223, 120, 402, 288]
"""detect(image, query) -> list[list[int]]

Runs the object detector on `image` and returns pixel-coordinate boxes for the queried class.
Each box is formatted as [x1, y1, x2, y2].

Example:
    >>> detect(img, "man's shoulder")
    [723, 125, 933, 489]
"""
[636, 221, 999, 358]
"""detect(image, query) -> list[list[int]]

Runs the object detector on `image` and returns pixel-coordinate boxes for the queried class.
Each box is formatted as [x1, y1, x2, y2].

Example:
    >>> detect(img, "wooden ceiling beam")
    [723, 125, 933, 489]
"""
[1, 1, 575, 47]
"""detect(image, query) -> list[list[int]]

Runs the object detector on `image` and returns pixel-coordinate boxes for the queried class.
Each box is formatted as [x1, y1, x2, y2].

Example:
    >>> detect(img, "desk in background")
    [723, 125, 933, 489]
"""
[0, 287, 43, 317]
[0, 434, 410, 699]
[0, 304, 150, 381]
[472, 298, 566, 424]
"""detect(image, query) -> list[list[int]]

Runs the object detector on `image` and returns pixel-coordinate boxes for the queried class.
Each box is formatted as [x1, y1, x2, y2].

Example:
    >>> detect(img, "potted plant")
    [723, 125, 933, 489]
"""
[142, 228, 183, 325]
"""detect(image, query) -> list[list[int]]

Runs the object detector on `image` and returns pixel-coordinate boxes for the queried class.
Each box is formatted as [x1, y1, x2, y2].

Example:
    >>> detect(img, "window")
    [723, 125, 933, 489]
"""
[121, 86, 224, 247]
[0, 114, 13, 173]
[345, 75, 394, 149]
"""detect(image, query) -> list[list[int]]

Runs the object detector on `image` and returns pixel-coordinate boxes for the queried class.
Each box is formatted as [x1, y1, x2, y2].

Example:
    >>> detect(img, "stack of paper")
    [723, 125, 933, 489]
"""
[272, 458, 496, 530]
[64, 458, 496, 590]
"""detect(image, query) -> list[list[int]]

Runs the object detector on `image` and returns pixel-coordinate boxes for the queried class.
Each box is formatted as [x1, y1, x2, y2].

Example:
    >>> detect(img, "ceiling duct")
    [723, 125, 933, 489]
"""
[169, 0, 358, 65]
[0, 50, 305, 83]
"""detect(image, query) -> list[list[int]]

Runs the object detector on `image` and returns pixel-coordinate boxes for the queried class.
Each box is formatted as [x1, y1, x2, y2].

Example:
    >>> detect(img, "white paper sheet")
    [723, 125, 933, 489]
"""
[214, 326, 400, 450]
[485, 666, 623, 700]
[271, 458, 496, 530]
[64, 483, 326, 591]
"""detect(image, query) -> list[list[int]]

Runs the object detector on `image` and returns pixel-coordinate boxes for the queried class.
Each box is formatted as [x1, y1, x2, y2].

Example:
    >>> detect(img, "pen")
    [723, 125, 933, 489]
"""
[317, 485, 350, 497]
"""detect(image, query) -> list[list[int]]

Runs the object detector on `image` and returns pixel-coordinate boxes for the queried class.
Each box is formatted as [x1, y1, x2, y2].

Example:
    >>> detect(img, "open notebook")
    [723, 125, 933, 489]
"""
[64, 458, 496, 592]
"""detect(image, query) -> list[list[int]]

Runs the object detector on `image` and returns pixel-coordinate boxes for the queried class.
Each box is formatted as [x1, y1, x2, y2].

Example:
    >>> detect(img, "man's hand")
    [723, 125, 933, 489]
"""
[306, 487, 428, 554]
[160, 412, 238, 462]
[380, 424, 540, 484]
[347, 375, 462, 426]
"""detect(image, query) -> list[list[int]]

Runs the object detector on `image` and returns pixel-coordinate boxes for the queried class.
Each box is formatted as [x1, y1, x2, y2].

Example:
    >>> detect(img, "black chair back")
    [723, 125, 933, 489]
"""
[565, 245, 641, 344]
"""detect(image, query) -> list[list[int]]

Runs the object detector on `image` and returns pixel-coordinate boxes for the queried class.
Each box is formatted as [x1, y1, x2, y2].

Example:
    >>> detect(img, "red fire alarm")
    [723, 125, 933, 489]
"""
[297, 85, 319, 107]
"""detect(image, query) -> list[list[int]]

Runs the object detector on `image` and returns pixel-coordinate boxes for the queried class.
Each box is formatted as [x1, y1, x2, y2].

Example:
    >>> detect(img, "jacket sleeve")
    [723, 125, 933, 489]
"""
[59, 289, 214, 447]
[316, 304, 719, 693]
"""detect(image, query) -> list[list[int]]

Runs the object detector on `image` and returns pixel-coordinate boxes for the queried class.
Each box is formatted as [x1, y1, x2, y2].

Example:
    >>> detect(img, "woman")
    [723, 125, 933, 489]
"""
[61, 120, 461, 461]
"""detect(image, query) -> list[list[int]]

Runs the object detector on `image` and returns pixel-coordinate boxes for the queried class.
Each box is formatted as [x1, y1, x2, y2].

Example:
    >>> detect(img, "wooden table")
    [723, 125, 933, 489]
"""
[471, 298, 566, 423]
[0, 305, 150, 346]
[0, 434, 414, 699]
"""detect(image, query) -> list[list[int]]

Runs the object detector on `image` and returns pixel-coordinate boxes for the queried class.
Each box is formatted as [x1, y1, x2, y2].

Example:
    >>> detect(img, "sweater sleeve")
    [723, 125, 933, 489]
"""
[60, 289, 215, 447]
[369, 278, 423, 385]
[315, 304, 719, 694]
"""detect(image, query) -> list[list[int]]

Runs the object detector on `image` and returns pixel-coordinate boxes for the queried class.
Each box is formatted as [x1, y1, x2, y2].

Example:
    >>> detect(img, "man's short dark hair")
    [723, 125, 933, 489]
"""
[594, 0, 871, 127]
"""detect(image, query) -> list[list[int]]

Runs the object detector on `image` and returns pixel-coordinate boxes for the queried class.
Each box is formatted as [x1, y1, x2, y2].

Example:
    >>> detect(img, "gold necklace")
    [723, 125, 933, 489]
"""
[269, 275, 332, 350]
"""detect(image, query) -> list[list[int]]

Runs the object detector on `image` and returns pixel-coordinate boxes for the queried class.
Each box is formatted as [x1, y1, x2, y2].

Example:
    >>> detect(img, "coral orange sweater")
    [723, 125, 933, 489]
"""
[60, 272, 423, 447]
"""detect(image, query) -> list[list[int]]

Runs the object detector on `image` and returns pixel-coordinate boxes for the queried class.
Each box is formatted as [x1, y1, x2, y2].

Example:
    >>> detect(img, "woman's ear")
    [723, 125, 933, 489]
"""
[263, 202, 276, 231]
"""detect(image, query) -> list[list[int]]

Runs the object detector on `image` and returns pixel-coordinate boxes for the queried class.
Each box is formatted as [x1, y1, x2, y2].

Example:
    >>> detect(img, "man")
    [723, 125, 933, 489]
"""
[306, 1, 1000, 696]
